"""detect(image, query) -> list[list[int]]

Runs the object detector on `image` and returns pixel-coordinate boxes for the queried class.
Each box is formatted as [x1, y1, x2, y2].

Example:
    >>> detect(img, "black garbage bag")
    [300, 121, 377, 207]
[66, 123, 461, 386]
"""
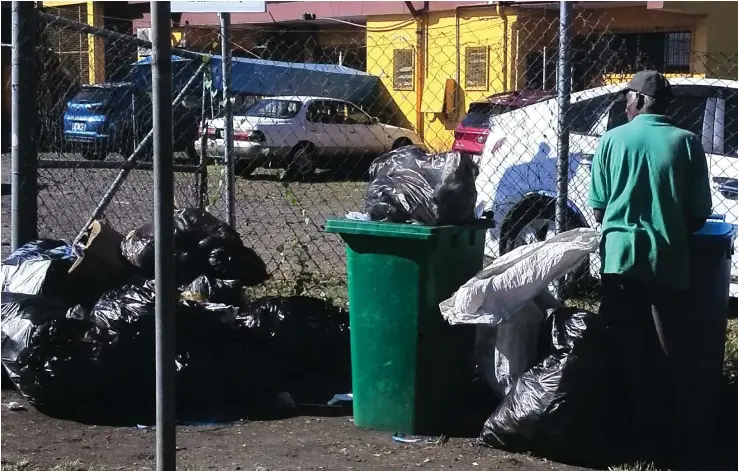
[86, 281, 274, 423]
[120, 208, 268, 286]
[179, 275, 247, 307]
[1, 240, 75, 301]
[236, 296, 351, 404]
[365, 146, 478, 225]
[1, 293, 108, 416]
[480, 307, 622, 467]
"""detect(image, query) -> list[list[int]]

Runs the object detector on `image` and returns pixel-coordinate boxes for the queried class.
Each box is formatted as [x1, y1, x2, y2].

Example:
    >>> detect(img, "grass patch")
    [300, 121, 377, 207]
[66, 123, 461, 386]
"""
[1, 461, 103, 471]
[726, 318, 738, 382]
[245, 275, 348, 308]
[608, 463, 664, 471]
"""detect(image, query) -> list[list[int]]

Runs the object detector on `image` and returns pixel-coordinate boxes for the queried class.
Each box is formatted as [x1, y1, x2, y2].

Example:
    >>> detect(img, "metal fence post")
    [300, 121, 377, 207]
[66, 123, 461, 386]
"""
[11, 1, 37, 251]
[555, 0, 572, 299]
[220, 12, 235, 228]
[151, 2, 176, 471]
[198, 78, 209, 208]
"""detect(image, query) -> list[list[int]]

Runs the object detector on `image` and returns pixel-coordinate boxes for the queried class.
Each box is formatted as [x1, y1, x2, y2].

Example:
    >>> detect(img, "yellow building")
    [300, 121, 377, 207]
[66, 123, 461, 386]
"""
[42, 1, 184, 85]
[43, 1, 105, 84]
[366, 2, 738, 152]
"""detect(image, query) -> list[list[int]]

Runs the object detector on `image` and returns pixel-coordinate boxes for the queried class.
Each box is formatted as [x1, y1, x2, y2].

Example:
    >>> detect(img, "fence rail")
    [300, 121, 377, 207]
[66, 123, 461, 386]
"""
[5, 2, 738, 304]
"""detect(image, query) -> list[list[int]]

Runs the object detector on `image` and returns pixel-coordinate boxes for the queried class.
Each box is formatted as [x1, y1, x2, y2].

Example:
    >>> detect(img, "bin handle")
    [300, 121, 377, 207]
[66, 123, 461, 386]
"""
[479, 210, 496, 228]
[708, 214, 726, 221]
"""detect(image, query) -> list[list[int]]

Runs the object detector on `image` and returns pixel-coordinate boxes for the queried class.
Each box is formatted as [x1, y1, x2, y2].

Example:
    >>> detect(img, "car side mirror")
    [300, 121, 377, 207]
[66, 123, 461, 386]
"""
[371, 117, 380, 125]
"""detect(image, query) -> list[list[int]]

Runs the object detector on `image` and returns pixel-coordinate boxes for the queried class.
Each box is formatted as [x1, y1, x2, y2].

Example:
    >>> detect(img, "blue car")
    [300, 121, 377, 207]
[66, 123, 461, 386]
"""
[63, 83, 199, 161]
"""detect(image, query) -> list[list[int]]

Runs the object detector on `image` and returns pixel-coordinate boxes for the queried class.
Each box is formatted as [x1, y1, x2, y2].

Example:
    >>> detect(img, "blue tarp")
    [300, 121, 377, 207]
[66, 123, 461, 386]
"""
[132, 54, 379, 106]
[131, 54, 203, 93]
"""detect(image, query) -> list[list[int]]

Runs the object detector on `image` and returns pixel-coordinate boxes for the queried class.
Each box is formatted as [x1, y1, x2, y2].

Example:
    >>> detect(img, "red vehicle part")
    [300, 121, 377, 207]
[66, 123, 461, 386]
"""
[452, 90, 552, 156]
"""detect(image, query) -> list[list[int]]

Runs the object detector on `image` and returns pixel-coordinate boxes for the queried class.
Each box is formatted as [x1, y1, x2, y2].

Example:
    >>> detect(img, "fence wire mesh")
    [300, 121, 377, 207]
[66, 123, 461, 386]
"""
[10, 3, 738, 305]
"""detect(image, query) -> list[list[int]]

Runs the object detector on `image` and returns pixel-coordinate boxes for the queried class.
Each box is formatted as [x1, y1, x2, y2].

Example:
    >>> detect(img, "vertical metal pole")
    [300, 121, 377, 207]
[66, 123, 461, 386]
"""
[11, 1, 37, 251]
[198, 80, 209, 208]
[151, 3, 176, 471]
[555, 0, 572, 300]
[542, 46, 547, 90]
[555, 0, 572, 235]
[220, 12, 235, 228]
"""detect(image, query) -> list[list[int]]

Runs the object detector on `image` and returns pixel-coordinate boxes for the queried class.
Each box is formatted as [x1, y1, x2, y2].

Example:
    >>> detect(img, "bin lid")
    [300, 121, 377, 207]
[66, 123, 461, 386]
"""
[324, 218, 494, 240]
[691, 220, 737, 253]
[692, 221, 737, 239]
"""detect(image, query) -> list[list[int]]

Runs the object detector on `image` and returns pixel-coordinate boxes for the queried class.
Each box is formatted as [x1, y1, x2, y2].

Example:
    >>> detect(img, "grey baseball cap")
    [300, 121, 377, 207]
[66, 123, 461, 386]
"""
[625, 70, 674, 100]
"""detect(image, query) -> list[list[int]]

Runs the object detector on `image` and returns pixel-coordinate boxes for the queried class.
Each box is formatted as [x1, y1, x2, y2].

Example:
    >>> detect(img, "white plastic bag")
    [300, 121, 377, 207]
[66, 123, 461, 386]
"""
[440, 227, 599, 326]
[475, 302, 541, 397]
[440, 227, 600, 397]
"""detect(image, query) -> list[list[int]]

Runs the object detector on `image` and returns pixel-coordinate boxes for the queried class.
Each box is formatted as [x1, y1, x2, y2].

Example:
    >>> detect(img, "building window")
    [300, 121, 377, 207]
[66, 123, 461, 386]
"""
[393, 49, 414, 91]
[465, 46, 488, 90]
[664, 31, 691, 72]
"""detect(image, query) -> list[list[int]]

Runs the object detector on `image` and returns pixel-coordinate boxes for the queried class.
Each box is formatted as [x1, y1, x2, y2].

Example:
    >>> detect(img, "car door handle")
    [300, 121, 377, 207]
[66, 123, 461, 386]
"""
[713, 177, 738, 200]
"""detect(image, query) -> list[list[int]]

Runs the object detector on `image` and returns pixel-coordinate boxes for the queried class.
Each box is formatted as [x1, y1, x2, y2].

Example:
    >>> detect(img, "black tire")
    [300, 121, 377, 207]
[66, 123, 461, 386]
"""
[284, 144, 316, 181]
[392, 138, 414, 150]
[184, 141, 199, 164]
[500, 197, 592, 295]
[234, 160, 256, 177]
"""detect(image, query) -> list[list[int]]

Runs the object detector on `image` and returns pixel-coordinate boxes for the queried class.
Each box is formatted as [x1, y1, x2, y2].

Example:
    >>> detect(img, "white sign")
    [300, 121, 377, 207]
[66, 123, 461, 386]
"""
[171, 1, 266, 13]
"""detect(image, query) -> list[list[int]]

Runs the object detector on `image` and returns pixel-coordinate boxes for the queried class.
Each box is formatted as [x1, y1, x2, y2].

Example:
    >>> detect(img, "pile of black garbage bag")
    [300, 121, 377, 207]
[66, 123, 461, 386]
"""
[1, 208, 351, 425]
[365, 146, 479, 225]
[478, 307, 626, 467]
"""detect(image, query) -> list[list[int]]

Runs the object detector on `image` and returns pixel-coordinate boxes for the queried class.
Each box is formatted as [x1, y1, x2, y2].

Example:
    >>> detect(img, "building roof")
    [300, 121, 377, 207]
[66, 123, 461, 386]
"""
[129, 1, 484, 27]
[133, 53, 370, 76]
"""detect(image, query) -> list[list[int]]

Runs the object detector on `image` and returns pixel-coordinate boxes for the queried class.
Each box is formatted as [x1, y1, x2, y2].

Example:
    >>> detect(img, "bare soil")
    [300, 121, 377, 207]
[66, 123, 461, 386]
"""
[1, 390, 589, 471]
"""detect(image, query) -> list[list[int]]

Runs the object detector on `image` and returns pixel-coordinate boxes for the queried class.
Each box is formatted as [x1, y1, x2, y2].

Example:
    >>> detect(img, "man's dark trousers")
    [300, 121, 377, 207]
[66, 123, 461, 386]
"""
[599, 274, 693, 464]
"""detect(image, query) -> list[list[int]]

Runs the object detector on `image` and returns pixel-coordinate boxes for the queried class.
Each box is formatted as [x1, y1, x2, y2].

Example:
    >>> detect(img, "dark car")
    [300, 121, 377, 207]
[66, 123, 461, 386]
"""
[452, 90, 552, 157]
[63, 83, 199, 161]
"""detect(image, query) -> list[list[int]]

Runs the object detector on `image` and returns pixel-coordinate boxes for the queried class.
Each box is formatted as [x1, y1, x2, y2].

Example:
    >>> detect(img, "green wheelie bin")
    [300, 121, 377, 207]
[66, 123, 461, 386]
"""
[325, 219, 492, 436]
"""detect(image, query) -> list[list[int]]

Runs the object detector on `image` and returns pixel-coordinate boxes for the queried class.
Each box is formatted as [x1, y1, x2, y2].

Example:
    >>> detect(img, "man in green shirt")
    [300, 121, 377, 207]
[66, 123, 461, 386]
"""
[588, 70, 712, 463]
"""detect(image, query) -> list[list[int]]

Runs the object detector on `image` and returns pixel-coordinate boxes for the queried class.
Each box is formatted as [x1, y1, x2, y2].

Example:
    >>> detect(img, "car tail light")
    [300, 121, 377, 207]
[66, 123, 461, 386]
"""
[199, 127, 217, 137]
[234, 130, 265, 142]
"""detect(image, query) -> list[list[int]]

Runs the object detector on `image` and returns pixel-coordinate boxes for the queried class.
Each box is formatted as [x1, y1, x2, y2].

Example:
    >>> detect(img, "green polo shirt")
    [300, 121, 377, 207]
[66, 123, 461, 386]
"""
[587, 113, 712, 290]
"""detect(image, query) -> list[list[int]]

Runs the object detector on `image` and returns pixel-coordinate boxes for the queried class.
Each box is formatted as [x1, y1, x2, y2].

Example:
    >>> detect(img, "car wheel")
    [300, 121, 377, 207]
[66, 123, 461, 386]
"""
[392, 138, 414, 150]
[184, 141, 200, 164]
[234, 160, 256, 177]
[500, 197, 592, 296]
[284, 145, 316, 181]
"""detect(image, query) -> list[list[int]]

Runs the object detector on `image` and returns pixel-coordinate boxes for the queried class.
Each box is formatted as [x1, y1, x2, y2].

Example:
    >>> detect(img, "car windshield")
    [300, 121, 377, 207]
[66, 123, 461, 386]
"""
[244, 99, 302, 119]
[73, 87, 120, 104]
[460, 103, 512, 128]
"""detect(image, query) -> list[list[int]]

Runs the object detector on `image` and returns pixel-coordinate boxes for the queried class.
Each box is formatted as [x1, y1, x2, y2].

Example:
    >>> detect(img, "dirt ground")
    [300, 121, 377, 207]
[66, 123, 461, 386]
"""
[1, 390, 591, 471]
[0, 152, 366, 286]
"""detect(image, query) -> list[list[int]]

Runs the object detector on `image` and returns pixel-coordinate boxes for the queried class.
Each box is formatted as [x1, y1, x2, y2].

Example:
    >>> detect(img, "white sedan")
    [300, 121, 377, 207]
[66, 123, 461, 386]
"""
[475, 78, 738, 293]
[196, 95, 424, 178]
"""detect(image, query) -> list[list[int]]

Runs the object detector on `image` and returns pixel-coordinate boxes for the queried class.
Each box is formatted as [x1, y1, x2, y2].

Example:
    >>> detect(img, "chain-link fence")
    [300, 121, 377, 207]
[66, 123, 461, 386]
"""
[9, 3, 738, 305]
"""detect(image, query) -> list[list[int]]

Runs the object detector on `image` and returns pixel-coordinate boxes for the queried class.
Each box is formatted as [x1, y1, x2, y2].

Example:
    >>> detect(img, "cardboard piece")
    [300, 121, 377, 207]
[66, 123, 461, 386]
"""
[69, 220, 128, 279]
